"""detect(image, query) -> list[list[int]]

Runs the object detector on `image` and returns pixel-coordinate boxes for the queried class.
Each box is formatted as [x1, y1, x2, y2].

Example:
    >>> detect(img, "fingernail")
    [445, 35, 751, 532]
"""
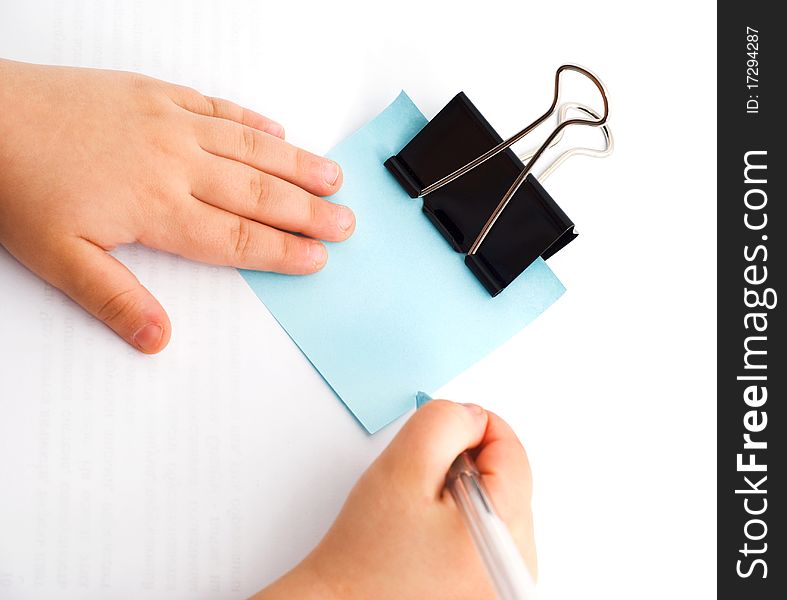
[309, 242, 328, 269]
[336, 205, 355, 232]
[461, 403, 485, 417]
[323, 160, 340, 185]
[266, 122, 285, 138]
[133, 323, 163, 353]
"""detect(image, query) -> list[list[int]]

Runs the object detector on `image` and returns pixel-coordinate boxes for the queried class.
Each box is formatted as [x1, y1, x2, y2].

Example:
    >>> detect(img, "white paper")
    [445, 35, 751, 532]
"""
[0, 243, 401, 599]
[1, 1, 718, 599]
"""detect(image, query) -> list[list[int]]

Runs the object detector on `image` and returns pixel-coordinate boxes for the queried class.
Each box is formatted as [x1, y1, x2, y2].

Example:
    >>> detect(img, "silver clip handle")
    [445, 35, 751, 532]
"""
[418, 65, 610, 257]
[517, 102, 613, 183]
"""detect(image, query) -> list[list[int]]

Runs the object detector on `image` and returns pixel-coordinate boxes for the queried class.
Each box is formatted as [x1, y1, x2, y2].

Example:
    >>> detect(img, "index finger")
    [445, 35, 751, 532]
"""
[194, 116, 343, 198]
[163, 82, 286, 138]
[474, 411, 533, 503]
[473, 411, 537, 580]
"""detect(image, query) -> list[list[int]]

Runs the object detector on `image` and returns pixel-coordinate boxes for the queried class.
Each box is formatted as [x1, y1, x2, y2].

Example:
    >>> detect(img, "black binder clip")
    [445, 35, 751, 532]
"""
[385, 64, 612, 296]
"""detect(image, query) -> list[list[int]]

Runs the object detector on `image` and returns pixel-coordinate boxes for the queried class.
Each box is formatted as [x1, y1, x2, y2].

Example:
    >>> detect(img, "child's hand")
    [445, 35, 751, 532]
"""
[256, 401, 537, 600]
[0, 59, 353, 353]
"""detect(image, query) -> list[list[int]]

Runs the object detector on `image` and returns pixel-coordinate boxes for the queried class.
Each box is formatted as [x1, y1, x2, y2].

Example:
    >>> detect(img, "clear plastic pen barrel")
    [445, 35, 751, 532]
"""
[447, 453, 538, 600]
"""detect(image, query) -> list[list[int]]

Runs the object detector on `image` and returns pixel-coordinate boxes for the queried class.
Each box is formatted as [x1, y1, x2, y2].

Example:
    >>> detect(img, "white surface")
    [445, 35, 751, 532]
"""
[0, 1, 717, 598]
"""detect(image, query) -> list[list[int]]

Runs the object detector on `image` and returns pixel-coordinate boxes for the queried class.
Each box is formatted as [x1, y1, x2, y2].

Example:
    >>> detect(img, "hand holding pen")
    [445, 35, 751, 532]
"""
[255, 399, 537, 600]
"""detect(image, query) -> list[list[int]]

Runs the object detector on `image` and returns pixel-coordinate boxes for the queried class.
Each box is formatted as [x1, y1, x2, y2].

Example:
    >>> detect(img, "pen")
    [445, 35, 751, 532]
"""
[447, 452, 538, 600]
[416, 392, 537, 600]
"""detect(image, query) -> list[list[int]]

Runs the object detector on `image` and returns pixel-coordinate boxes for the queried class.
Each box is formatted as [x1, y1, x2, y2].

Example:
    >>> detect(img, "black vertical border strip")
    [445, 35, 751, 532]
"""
[718, 4, 784, 599]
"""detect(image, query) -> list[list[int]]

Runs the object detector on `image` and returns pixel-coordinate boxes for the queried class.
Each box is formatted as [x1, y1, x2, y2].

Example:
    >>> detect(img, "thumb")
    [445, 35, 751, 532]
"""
[52, 238, 171, 353]
[380, 400, 488, 497]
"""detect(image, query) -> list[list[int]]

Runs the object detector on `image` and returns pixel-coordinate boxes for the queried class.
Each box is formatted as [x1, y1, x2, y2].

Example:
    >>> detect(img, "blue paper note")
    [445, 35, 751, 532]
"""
[240, 92, 565, 433]
[415, 391, 433, 409]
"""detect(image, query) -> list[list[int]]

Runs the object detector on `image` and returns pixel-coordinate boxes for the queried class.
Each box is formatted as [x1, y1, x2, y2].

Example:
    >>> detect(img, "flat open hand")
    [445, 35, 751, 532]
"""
[0, 59, 353, 352]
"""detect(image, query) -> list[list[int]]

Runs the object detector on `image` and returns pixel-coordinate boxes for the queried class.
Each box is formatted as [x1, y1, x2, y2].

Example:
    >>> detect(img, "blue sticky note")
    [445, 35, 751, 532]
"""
[240, 92, 565, 433]
[415, 391, 433, 409]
